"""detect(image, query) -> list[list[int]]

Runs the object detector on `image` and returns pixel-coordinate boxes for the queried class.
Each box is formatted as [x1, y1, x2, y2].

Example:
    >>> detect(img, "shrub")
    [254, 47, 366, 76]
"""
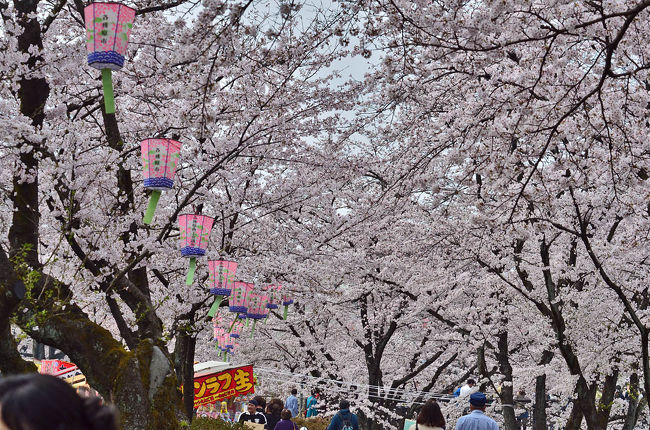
[189, 418, 248, 430]
[293, 416, 330, 430]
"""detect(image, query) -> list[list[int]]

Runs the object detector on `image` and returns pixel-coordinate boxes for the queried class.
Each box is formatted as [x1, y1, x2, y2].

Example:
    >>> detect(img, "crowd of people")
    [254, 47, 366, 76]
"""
[0, 373, 506, 430]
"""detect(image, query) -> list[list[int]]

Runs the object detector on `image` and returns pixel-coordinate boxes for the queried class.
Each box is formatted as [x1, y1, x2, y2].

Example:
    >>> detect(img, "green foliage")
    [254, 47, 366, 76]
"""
[293, 416, 330, 430]
[189, 418, 248, 430]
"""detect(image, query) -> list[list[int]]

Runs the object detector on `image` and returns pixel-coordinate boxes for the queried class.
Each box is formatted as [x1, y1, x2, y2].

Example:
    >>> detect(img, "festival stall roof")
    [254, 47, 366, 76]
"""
[194, 360, 252, 378]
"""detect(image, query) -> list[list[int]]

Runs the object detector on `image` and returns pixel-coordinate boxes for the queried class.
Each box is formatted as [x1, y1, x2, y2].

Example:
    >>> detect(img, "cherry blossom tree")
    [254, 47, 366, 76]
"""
[0, 1, 359, 428]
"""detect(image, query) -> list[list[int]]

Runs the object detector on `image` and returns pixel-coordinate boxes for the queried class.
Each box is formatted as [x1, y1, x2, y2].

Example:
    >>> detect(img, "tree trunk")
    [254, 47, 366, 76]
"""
[174, 330, 197, 421]
[496, 325, 517, 430]
[565, 400, 583, 430]
[623, 373, 640, 430]
[533, 349, 553, 430]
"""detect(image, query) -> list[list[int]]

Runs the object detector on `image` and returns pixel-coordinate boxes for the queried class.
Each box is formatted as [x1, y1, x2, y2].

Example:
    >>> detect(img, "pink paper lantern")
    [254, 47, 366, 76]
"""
[229, 282, 253, 314]
[208, 260, 238, 296]
[247, 294, 269, 320]
[85, 2, 136, 70]
[281, 290, 293, 320]
[179, 214, 213, 285]
[230, 321, 244, 339]
[264, 284, 282, 309]
[282, 291, 294, 306]
[141, 139, 182, 190]
[178, 214, 214, 257]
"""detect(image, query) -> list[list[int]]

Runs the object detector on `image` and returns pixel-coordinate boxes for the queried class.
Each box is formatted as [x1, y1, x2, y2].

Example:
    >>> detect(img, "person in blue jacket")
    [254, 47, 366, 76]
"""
[326, 400, 359, 430]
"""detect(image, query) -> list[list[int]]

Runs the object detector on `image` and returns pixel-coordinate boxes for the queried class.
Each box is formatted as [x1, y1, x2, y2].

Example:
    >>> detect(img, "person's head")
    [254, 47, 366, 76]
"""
[291, 388, 297, 396]
[469, 392, 487, 411]
[0, 373, 118, 430]
[467, 379, 475, 387]
[416, 399, 445, 428]
[281, 409, 292, 420]
[339, 399, 350, 410]
[247, 399, 259, 414]
[253, 396, 266, 410]
[267, 398, 283, 417]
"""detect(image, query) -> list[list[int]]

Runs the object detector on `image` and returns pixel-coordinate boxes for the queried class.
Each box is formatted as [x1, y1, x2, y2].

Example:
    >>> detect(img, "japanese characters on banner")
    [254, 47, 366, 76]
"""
[193, 365, 255, 407]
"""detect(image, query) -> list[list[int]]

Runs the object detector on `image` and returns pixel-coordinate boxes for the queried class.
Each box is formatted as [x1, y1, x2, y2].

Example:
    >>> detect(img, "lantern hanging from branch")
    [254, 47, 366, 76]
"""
[282, 291, 294, 320]
[247, 294, 268, 336]
[264, 284, 281, 310]
[178, 214, 214, 285]
[141, 138, 182, 224]
[84, 2, 135, 114]
[229, 320, 244, 339]
[228, 281, 253, 315]
[206, 260, 238, 317]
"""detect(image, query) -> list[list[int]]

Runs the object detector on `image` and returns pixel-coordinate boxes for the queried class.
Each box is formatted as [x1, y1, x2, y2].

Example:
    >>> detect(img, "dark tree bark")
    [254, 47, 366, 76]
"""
[496, 324, 517, 430]
[533, 350, 553, 430]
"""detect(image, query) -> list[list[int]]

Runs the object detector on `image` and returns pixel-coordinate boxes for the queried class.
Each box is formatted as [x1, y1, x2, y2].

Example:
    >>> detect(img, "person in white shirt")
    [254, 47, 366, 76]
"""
[459, 379, 475, 397]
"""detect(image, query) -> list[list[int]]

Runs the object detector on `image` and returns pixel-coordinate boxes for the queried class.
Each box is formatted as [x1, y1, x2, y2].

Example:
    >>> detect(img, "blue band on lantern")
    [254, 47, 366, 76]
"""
[266, 303, 279, 309]
[226, 345, 234, 349]
[229, 306, 247, 313]
[88, 51, 125, 69]
[144, 177, 174, 189]
[282, 299, 294, 305]
[181, 247, 206, 257]
[246, 313, 266, 320]
[210, 288, 232, 296]
[230, 333, 240, 339]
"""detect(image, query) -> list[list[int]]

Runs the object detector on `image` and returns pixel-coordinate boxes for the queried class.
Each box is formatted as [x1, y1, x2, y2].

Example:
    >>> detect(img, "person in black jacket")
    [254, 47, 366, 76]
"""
[326, 400, 359, 430]
[239, 399, 268, 429]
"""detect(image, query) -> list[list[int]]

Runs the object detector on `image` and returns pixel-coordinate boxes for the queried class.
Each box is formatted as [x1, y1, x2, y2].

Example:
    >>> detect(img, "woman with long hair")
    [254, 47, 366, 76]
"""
[409, 399, 445, 430]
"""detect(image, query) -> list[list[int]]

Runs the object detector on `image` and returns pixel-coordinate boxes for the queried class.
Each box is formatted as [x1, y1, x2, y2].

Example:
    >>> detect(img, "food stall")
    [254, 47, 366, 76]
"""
[192, 360, 256, 421]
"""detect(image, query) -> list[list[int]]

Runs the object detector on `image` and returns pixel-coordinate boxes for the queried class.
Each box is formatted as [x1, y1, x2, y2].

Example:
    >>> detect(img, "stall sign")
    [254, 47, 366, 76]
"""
[40, 360, 78, 377]
[193, 365, 254, 407]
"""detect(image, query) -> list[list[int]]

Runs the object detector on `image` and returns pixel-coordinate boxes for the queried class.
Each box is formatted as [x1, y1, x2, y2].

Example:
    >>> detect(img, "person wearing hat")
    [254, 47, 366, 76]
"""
[239, 399, 269, 429]
[326, 399, 359, 430]
[455, 392, 498, 430]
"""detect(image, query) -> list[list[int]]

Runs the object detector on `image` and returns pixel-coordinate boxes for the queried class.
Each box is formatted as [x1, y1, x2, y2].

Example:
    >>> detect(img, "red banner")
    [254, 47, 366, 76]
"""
[193, 365, 255, 407]
[40, 360, 78, 377]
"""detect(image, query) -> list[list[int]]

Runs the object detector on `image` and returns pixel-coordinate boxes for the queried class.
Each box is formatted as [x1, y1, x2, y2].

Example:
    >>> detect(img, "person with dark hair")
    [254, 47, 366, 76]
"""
[0, 373, 118, 430]
[326, 400, 358, 430]
[460, 379, 476, 397]
[266, 398, 283, 430]
[409, 399, 445, 430]
[455, 392, 498, 430]
[285, 388, 299, 417]
[305, 390, 319, 418]
[274, 409, 298, 430]
[239, 399, 268, 429]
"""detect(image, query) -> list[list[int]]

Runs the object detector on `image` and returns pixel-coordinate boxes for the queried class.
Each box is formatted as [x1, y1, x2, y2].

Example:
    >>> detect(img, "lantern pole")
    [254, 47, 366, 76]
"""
[143, 190, 161, 225]
[101, 69, 116, 114]
[207, 296, 223, 318]
[283, 305, 289, 320]
[186, 257, 197, 285]
[228, 317, 238, 333]
[251, 320, 257, 337]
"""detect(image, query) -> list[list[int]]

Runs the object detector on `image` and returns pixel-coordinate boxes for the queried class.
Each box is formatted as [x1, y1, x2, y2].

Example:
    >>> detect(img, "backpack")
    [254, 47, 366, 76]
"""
[337, 412, 353, 430]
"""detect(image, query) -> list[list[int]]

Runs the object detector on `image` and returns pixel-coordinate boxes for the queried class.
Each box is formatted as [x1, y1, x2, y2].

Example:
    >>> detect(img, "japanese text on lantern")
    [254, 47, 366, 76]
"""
[193, 365, 254, 407]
